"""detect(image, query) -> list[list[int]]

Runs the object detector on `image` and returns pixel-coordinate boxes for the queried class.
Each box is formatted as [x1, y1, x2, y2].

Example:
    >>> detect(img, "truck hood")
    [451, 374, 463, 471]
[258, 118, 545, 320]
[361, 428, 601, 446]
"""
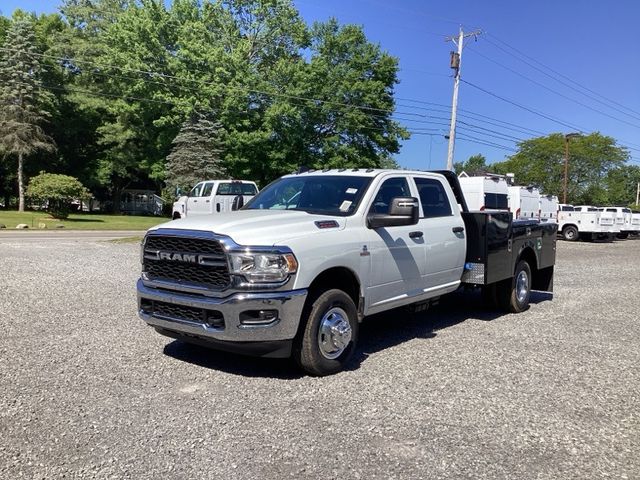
[149, 209, 347, 246]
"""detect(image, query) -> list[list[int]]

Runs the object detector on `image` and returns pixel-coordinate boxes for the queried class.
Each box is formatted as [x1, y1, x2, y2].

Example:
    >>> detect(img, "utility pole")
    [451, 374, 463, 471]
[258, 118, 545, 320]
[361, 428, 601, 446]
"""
[445, 27, 481, 171]
[636, 182, 639, 206]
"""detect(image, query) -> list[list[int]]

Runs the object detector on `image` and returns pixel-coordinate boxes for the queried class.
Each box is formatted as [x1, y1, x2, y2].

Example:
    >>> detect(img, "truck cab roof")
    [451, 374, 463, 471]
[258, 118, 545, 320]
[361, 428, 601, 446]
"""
[283, 168, 441, 179]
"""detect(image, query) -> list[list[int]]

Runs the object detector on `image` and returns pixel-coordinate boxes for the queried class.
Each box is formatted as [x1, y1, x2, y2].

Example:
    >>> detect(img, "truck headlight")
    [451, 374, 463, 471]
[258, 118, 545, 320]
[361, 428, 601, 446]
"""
[229, 252, 298, 283]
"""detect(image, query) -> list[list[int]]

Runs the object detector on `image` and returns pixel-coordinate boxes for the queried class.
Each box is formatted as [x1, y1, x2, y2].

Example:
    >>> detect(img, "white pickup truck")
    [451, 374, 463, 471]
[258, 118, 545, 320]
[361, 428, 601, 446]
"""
[138, 169, 557, 375]
[172, 180, 259, 219]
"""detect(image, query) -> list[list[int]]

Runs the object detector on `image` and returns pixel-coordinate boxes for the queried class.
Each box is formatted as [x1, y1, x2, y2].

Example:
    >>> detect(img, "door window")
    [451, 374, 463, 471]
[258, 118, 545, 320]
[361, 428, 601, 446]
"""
[188, 183, 204, 197]
[201, 182, 214, 197]
[414, 177, 452, 218]
[369, 177, 412, 214]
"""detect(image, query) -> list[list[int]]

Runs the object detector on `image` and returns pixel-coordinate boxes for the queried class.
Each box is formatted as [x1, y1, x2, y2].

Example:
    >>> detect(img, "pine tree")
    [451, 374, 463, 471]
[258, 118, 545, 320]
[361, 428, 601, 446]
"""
[165, 112, 226, 192]
[0, 20, 55, 211]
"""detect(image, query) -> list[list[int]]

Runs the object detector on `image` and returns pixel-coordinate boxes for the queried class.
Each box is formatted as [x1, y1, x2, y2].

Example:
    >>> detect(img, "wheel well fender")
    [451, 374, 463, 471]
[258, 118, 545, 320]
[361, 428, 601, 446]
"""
[517, 246, 538, 274]
[306, 267, 362, 317]
[517, 246, 553, 291]
[562, 223, 578, 232]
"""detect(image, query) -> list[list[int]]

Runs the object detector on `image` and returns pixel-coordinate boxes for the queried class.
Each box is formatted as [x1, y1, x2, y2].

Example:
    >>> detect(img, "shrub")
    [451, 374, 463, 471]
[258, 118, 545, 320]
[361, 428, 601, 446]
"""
[27, 172, 91, 219]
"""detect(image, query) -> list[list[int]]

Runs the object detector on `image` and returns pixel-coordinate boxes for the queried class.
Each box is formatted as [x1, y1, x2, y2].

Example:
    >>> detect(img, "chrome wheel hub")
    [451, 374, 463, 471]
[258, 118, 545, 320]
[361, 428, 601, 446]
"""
[318, 307, 352, 360]
[516, 270, 529, 304]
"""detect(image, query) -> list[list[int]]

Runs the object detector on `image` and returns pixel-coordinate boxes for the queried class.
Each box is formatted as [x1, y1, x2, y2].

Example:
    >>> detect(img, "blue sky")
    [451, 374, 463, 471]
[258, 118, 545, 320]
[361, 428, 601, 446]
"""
[2, 0, 640, 170]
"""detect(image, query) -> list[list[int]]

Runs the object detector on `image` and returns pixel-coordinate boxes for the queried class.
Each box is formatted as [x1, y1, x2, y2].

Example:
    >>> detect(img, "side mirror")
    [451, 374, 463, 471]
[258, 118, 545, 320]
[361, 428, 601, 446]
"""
[231, 194, 245, 211]
[367, 196, 419, 229]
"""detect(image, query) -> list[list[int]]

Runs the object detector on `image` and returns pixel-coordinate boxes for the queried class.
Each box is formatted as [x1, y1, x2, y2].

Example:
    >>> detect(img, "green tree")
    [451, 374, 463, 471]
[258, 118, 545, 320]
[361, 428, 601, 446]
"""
[493, 133, 628, 204]
[604, 164, 640, 206]
[165, 112, 226, 191]
[26, 171, 90, 218]
[454, 153, 487, 176]
[0, 19, 56, 211]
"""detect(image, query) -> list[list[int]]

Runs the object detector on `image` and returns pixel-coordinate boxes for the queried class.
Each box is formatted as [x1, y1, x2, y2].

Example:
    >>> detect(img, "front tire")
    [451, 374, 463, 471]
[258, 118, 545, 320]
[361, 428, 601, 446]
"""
[562, 225, 579, 241]
[496, 260, 531, 313]
[294, 289, 358, 376]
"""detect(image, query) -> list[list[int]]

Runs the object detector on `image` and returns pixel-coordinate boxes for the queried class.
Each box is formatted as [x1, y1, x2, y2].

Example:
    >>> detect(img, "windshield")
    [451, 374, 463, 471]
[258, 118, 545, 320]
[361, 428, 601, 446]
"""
[244, 175, 372, 216]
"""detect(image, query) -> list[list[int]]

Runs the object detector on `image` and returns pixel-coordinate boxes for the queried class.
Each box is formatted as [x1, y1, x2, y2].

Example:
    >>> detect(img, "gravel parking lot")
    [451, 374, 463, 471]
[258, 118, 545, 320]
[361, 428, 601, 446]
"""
[1, 236, 638, 479]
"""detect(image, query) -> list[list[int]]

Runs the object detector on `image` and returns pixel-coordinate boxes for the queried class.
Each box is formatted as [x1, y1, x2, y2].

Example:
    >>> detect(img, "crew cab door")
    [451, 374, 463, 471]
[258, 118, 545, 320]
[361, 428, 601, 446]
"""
[365, 176, 426, 308]
[186, 181, 214, 215]
[412, 175, 466, 289]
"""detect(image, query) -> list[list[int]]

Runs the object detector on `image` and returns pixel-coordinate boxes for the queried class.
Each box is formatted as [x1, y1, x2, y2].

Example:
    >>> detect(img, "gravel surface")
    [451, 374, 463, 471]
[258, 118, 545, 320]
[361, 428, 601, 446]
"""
[0, 237, 638, 479]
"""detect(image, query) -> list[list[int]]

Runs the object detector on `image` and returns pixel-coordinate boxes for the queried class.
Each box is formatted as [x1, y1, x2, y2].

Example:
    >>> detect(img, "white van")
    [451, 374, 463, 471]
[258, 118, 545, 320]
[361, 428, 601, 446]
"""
[539, 194, 558, 223]
[457, 174, 509, 211]
[508, 186, 540, 220]
[172, 180, 259, 219]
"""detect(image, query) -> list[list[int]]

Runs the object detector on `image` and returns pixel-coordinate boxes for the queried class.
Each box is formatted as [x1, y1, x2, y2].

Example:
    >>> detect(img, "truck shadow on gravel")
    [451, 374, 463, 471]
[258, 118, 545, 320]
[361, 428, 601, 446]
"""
[162, 289, 552, 378]
[348, 289, 551, 371]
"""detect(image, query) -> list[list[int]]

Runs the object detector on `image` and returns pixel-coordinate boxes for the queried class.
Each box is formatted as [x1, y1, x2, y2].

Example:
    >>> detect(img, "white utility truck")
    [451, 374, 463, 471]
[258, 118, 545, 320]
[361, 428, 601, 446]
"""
[539, 194, 558, 223]
[508, 186, 541, 220]
[632, 211, 640, 235]
[601, 207, 634, 239]
[172, 180, 259, 219]
[457, 174, 509, 211]
[138, 170, 557, 375]
[557, 204, 618, 241]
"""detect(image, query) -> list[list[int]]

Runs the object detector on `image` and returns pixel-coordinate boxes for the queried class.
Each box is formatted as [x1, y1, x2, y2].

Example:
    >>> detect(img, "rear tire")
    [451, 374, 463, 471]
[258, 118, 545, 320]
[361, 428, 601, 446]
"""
[562, 225, 579, 241]
[617, 232, 629, 239]
[294, 289, 358, 376]
[496, 260, 531, 313]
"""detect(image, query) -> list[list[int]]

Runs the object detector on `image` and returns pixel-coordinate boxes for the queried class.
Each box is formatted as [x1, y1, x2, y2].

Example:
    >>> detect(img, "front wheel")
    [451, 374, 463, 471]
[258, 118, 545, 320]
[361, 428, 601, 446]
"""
[294, 289, 359, 376]
[562, 225, 579, 241]
[496, 260, 531, 313]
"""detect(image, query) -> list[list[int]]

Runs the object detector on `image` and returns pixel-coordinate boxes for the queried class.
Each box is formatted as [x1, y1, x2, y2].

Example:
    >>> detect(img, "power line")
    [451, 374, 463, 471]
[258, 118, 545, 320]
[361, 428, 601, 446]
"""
[456, 134, 517, 153]
[398, 97, 547, 136]
[457, 121, 525, 142]
[484, 33, 640, 120]
[6, 45, 541, 147]
[1, 47, 424, 120]
[460, 78, 587, 132]
[469, 44, 640, 129]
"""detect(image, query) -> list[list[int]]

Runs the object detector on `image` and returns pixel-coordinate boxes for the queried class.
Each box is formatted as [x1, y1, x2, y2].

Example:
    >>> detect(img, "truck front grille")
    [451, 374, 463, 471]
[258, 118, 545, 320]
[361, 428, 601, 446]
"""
[142, 234, 231, 290]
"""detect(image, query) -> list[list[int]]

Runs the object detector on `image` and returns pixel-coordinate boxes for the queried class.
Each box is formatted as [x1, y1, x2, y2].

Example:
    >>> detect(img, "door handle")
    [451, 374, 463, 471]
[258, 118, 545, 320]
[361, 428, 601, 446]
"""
[452, 226, 464, 233]
[206, 199, 210, 203]
[409, 231, 423, 239]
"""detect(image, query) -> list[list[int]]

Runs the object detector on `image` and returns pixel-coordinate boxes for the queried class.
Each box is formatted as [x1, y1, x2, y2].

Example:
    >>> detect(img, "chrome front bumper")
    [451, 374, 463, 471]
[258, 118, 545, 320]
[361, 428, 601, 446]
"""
[137, 279, 308, 344]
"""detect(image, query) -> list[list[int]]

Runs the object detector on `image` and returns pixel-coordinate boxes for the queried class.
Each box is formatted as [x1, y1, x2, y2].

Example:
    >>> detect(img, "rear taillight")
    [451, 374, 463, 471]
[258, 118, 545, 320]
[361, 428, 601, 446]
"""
[480, 205, 485, 211]
[516, 208, 521, 219]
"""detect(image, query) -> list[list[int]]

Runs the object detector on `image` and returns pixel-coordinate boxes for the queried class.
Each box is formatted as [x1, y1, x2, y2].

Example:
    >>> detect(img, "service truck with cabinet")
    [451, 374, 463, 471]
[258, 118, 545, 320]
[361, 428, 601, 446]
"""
[601, 207, 634, 238]
[172, 180, 259, 219]
[558, 204, 619, 241]
[539, 194, 558, 223]
[508, 186, 541, 220]
[457, 174, 509, 212]
[138, 170, 557, 375]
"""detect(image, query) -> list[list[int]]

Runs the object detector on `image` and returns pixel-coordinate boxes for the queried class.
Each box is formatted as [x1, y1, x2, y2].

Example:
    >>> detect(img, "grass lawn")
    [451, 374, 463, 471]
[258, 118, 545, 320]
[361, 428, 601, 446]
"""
[0, 210, 168, 230]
